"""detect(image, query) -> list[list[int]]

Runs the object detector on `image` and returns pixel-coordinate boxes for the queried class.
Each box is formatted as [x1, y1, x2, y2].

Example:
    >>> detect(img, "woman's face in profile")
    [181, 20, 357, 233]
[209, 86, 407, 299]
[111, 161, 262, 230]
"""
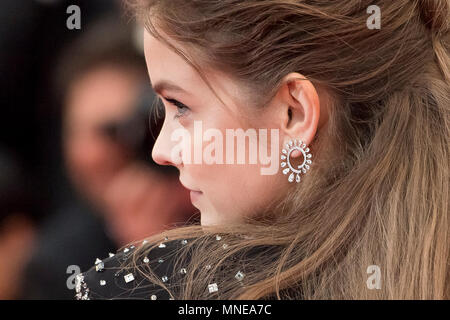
[144, 30, 290, 226]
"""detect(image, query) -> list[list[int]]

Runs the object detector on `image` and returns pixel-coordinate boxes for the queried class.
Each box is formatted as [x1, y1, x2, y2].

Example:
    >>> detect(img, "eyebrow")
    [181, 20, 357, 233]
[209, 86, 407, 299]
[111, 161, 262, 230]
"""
[151, 80, 187, 94]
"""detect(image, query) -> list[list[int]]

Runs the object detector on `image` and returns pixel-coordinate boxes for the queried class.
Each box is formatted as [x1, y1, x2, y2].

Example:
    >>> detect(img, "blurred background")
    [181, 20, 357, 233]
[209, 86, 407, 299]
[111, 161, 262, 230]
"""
[0, 0, 198, 299]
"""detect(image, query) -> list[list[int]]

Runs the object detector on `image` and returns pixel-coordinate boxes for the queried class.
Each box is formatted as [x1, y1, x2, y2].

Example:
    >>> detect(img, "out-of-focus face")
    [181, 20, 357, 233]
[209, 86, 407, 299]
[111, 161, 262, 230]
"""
[144, 31, 291, 226]
[63, 66, 142, 201]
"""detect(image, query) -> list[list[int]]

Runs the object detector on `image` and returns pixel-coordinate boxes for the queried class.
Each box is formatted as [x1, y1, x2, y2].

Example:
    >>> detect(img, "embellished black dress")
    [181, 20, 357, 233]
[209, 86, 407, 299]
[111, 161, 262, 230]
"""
[74, 236, 285, 300]
[75, 238, 188, 300]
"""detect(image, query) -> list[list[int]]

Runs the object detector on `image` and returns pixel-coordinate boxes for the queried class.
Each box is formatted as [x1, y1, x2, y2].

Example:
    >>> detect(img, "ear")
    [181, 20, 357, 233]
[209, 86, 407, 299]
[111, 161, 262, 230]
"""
[277, 73, 320, 149]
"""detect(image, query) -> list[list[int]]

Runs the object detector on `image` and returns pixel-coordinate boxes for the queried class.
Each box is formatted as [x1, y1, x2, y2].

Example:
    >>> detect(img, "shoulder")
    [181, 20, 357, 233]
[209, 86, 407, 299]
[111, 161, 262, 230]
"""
[75, 238, 189, 300]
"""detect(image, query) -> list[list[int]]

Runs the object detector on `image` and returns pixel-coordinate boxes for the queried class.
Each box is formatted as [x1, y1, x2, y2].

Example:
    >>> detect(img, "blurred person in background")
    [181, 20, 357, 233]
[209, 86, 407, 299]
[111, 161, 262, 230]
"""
[0, 0, 121, 300]
[21, 15, 197, 299]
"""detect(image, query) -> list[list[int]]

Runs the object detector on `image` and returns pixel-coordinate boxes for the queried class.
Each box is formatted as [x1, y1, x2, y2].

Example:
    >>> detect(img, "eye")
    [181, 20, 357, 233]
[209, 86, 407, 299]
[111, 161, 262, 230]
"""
[163, 97, 190, 119]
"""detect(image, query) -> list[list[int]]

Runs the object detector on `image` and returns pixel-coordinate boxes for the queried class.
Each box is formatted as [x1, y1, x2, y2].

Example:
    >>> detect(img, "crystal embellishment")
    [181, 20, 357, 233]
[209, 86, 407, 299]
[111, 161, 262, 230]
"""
[158, 258, 164, 263]
[158, 243, 166, 248]
[208, 283, 218, 293]
[180, 268, 187, 274]
[143, 257, 149, 263]
[124, 273, 135, 283]
[75, 273, 90, 300]
[181, 239, 188, 245]
[94, 258, 102, 265]
[150, 295, 157, 300]
[108, 253, 115, 258]
[162, 276, 168, 282]
[235, 271, 245, 281]
[95, 262, 104, 272]
[75, 273, 83, 293]
[100, 280, 106, 286]
[216, 235, 222, 241]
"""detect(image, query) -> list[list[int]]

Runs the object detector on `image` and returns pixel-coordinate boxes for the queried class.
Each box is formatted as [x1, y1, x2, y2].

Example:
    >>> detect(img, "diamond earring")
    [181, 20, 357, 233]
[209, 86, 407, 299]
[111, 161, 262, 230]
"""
[280, 139, 312, 183]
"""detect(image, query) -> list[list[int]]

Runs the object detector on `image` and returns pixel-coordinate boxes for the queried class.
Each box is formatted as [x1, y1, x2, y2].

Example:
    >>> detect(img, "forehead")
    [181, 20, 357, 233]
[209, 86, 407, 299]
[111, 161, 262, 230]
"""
[143, 31, 197, 92]
[143, 30, 247, 113]
[66, 67, 140, 126]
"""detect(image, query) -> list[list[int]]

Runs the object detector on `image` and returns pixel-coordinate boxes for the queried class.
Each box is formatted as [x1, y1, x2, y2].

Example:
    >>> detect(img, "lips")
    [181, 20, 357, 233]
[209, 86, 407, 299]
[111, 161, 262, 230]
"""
[180, 179, 203, 204]
[179, 178, 202, 193]
[189, 190, 202, 203]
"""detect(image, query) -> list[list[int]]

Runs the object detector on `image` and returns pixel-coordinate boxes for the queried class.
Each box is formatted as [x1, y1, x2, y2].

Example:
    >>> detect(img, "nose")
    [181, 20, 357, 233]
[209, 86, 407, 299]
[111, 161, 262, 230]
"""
[151, 120, 180, 168]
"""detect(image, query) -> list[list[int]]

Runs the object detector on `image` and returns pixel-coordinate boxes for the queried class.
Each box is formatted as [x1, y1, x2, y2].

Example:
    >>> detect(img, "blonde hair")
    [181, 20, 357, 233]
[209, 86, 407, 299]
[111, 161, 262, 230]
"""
[122, 0, 450, 299]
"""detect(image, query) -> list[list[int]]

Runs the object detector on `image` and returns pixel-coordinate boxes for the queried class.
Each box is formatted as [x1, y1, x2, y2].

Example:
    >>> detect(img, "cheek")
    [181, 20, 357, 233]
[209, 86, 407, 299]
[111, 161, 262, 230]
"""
[230, 165, 284, 212]
[189, 161, 284, 217]
[180, 113, 285, 217]
[65, 135, 126, 177]
[67, 138, 102, 169]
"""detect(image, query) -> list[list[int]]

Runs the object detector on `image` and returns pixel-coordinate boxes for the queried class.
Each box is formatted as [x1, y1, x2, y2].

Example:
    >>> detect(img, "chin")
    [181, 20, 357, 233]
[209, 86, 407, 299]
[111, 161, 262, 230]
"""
[200, 211, 220, 227]
[200, 215, 211, 226]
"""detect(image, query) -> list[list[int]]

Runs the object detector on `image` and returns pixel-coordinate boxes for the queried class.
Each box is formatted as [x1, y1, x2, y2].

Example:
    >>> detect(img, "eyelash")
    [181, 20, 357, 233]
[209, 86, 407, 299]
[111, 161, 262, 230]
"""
[163, 97, 190, 119]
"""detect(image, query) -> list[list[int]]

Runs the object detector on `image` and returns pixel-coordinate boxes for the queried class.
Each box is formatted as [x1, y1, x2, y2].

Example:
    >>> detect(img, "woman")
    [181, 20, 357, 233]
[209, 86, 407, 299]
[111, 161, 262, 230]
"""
[75, 0, 449, 300]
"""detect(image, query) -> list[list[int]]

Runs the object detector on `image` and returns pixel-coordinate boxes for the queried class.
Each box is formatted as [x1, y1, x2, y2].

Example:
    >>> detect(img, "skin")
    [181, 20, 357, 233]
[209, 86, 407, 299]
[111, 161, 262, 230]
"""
[145, 30, 327, 226]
